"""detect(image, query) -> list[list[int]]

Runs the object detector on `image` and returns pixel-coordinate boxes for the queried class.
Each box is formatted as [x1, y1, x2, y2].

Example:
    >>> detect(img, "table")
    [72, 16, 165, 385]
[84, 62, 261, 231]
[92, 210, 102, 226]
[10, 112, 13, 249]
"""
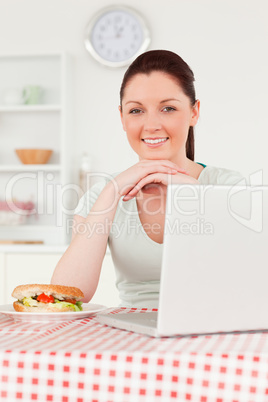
[1, 307, 268, 402]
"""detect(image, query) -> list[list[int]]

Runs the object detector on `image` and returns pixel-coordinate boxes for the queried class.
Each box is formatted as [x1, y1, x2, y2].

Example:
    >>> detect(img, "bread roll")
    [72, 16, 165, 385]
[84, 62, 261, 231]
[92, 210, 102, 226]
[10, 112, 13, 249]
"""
[12, 284, 84, 313]
[12, 284, 84, 300]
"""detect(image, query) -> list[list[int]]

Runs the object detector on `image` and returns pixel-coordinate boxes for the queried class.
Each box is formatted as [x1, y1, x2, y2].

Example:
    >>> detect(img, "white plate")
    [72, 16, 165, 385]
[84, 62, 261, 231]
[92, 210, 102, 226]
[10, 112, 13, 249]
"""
[0, 303, 107, 322]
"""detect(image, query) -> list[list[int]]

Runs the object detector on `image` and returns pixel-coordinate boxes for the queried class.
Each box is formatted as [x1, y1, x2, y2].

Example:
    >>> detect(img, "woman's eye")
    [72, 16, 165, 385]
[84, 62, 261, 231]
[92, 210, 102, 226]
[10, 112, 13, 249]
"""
[129, 108, 142, 114]
[162, 106, 176, 112]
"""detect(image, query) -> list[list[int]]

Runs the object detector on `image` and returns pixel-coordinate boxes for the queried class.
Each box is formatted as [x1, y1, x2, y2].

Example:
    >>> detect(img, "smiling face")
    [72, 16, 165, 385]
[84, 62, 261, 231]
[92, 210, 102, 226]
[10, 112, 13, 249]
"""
[120, 71, 200, 166]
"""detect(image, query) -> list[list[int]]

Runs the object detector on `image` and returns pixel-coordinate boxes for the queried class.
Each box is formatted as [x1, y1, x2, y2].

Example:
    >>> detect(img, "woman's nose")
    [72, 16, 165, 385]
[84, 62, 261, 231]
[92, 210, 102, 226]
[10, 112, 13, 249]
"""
[144, 112, 162, 132]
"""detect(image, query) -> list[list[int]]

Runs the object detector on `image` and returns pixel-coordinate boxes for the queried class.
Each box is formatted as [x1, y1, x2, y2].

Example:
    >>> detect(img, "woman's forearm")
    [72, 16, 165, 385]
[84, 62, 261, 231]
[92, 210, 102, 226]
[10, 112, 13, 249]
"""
[51, 181, 121, 302]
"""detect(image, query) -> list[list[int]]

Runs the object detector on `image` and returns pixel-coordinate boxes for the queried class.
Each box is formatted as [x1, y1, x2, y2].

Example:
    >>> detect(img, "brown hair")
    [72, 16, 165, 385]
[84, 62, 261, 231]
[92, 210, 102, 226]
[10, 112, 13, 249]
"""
[120, 49, 197, 161]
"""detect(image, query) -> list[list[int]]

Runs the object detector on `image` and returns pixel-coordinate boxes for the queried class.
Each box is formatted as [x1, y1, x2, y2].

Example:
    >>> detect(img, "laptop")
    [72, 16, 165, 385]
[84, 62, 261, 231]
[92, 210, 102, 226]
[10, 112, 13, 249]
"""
[97, 184, 268, 337]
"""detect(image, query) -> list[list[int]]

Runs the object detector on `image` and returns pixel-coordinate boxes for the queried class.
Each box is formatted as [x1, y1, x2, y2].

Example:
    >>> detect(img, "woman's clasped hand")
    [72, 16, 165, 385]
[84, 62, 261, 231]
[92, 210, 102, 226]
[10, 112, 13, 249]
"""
[114, 159, 195, 202]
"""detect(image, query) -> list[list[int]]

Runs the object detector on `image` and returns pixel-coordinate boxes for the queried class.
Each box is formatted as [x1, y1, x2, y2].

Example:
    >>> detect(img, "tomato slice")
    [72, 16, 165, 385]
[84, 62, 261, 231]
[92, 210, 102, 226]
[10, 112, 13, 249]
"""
[64, 298, 77, 305]
[37, 293, 55, 303]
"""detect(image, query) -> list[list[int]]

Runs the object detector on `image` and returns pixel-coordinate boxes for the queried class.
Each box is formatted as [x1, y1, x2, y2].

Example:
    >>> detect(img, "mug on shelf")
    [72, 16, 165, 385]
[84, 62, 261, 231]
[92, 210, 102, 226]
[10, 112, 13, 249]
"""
[23, 85, 43, 105]
[3, 88, 26, 105]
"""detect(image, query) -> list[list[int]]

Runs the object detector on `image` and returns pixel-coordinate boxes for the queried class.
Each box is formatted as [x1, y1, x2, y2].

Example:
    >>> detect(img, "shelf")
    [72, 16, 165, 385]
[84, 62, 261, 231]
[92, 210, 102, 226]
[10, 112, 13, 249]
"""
[0, 164, 61, 172]
[0, 52, 71, 247]
[0, 244, 68, 254]
[0, 225, 61, 232]
[0, 105, 61, 112]
[0, 224, 69, 247]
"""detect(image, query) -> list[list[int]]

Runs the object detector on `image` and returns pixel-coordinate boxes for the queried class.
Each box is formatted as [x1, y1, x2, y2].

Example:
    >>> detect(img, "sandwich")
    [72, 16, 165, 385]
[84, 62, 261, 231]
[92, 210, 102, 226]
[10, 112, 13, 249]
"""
[12, 284, 84, 313]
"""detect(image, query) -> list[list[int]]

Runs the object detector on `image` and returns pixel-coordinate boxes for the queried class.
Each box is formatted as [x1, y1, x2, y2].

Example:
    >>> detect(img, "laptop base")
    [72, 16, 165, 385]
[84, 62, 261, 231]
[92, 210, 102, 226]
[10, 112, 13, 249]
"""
[97, 311, 161, 337]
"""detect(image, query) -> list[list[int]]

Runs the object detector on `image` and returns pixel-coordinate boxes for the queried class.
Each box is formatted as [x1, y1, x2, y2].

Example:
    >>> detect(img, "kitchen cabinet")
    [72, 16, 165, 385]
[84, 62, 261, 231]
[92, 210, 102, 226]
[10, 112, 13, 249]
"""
[0, 53, 121, 310]
[0, 52, 73, 246]
[0, 249, 120, 307]
[4, 252, 62, 304]
[0, 253, 5, 303]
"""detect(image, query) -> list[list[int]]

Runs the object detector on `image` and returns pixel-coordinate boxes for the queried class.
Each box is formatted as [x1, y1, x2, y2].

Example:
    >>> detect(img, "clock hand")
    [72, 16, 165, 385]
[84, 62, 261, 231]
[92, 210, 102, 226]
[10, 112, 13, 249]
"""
[114, 25, 124, 38]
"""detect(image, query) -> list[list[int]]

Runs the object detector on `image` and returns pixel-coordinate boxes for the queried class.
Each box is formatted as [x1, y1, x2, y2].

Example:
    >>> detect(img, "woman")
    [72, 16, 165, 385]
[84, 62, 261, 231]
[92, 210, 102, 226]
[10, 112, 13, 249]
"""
[51, 50, 243, 308]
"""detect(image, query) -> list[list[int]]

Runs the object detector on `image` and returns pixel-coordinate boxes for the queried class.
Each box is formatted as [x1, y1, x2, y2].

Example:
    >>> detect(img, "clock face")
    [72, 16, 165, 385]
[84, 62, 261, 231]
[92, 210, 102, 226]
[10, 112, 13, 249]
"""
[85, 7, 150, 67]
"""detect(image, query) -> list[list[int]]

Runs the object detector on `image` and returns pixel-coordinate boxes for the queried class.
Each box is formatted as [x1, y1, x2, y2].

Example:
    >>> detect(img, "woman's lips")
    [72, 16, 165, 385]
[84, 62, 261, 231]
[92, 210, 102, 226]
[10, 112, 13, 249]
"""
[142, 137, 169, 147]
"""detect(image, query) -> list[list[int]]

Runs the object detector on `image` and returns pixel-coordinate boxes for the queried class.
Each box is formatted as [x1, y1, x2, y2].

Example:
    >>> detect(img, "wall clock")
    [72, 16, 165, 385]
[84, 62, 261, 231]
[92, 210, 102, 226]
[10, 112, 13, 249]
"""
[84, 6, 151, 68]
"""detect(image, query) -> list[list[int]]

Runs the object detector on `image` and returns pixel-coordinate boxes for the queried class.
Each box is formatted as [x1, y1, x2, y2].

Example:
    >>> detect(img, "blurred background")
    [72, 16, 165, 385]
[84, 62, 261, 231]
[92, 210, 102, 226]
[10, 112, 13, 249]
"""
[0, 0, 267, 305]
[0, 0, 267, 183]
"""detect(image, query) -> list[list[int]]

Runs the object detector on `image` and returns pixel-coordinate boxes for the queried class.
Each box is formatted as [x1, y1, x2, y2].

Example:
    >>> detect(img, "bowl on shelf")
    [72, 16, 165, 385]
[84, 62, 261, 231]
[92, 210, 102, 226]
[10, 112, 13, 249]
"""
[15, 149, 53, 164]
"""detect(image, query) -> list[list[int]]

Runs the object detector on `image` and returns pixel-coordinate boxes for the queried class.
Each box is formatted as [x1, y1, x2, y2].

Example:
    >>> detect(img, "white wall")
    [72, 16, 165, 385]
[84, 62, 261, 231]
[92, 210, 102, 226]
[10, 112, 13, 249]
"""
[0, 0, 267, 184]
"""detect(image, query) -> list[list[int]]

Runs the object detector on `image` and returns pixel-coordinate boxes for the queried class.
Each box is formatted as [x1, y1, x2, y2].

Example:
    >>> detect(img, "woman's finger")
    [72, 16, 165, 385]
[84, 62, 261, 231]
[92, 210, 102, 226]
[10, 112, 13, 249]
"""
[123, 173, 170, 201]
[139, 159, 188, 175]
[117, 166, 184, 197]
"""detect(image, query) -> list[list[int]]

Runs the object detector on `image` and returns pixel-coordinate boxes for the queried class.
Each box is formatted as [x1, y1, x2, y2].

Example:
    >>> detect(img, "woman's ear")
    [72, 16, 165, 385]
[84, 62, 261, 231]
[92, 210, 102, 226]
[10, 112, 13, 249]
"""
[119, 105, 126, 131]
[190, 100, 200, 127]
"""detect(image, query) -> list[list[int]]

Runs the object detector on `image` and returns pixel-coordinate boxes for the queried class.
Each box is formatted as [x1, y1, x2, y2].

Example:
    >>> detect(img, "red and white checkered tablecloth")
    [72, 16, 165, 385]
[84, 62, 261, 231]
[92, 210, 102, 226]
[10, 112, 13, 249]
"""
[1, 307, 268, 402]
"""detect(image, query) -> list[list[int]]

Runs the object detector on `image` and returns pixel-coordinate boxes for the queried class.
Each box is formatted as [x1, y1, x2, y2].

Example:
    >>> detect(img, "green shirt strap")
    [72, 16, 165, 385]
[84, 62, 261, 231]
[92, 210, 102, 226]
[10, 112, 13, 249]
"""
[196, 162, 207, 168]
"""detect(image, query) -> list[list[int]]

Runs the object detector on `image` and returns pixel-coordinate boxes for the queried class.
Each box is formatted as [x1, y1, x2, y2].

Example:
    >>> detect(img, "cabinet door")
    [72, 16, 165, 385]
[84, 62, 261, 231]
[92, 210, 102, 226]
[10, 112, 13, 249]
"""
[0, 253, 5, 305]
[5, 253, 62, 304]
